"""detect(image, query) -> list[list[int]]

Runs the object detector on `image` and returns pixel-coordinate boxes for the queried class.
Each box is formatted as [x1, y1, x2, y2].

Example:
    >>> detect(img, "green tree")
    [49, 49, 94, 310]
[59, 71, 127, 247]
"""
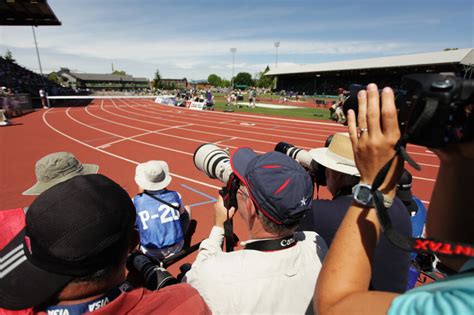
[221, 79, 231, 87]
[112, 70, 127, 75]
[207, 74, 222, 87]
[48, 72, 61, 84]
[4, 49, 15, 63]
[256, 65, 274, 89]
[443, 48, 459, 51]
[234, 72, 254, 87]
[153, 69, 162, 89]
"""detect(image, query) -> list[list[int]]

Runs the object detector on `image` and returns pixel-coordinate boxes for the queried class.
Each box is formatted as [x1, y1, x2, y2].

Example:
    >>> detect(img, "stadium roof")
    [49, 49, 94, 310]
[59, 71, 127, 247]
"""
[267, 48, 474, 76]
[69, 72, 148, 83]
[0, 0, 61, 26]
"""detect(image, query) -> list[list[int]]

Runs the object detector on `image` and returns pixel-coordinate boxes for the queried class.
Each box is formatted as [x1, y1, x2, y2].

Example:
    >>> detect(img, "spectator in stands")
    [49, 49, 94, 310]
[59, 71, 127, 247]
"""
[22, 152, 99, 195]
[315, 84, 474, 314]
[298, 132, 412, 292]
[185, 149, 327, 314]
[0, 57, 75, 97]
[133, 160, 191, 260]
[0, 174, 210, 313]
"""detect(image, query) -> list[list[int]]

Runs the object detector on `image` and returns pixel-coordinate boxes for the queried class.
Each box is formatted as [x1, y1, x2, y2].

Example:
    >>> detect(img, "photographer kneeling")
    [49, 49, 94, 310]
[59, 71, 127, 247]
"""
[315, 84, 473, 314]
[185, 150, 328, 314]
[0, 174, 210, 314]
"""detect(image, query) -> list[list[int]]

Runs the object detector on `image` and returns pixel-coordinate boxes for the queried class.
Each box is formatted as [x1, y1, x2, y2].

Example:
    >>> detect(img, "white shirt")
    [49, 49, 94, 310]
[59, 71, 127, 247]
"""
[185, 226, 327, 314]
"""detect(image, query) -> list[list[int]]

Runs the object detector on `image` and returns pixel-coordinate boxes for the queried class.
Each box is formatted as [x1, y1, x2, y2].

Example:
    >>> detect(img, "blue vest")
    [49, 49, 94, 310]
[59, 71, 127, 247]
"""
[133, 190, 184, 249]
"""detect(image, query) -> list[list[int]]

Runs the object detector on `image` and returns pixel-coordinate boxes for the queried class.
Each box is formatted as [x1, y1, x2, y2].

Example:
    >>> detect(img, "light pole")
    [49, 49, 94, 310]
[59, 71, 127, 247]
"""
[32, 26, 44, 77]
[230, 48, 237, 89]
[274, 42, 280, 68]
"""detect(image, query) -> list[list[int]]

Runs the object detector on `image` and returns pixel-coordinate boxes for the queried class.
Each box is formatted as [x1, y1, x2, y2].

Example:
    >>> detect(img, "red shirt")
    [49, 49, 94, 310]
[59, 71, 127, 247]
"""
[1, 284, 210, 315]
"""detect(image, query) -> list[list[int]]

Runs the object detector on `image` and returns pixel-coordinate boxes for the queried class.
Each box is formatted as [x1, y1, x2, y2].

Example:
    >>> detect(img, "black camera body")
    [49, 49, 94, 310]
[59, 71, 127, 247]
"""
[343, 74, 474, 148]
[397, 74, 473, 148]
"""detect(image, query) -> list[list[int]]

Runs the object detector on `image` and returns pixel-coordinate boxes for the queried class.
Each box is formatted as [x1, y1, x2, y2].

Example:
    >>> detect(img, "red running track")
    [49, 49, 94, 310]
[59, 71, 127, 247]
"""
[0, 98, 440, 274]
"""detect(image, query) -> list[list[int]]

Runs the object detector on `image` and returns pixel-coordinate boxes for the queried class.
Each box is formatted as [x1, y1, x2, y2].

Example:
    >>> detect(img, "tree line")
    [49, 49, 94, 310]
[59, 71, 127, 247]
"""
[152, 66, 275, 90]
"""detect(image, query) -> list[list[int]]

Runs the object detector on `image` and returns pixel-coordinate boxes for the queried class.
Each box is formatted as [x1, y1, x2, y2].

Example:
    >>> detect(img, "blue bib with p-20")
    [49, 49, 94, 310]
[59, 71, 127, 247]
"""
[133, 190, 184, 249]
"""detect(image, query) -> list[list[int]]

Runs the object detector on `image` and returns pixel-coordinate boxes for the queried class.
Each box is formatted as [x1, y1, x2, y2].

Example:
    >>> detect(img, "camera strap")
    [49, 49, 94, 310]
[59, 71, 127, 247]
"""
[143, 191, 181, 211]
[370, 139, 474, 258]
[244, 235, 298, 252]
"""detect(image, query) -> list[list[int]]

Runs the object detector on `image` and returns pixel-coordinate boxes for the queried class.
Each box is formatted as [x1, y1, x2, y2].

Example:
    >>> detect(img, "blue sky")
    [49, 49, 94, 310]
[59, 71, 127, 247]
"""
[0, 0, 472, 80]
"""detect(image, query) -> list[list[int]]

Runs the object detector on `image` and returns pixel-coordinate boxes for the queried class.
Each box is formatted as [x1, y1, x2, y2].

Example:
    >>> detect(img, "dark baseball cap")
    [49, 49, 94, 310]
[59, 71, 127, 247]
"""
[397, 169, 417, 213]
[0, 174, 136, 310]
[230, 148, 314, 226]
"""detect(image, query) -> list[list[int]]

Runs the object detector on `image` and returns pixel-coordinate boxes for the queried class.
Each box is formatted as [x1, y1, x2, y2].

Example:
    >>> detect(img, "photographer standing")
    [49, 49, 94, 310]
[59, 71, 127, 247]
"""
[0, 174, 210, 314]
[315, 84, 474, 314]
[185, 150, 328, 314]
[298, 133, 412, 292]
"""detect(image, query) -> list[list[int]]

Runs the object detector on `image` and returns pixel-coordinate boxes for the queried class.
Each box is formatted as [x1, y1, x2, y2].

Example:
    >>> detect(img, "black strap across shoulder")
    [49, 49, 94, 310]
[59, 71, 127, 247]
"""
[244, 235, 298, 252]
[143, 191, 180, 211]
[369, 102, 474, 258]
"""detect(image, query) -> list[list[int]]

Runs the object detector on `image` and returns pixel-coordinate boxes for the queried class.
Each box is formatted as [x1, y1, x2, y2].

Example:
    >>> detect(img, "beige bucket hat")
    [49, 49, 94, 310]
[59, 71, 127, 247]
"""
[135, 160, 172, 191]
[23, 152, 99, 195]
[309, 133, 360, 176]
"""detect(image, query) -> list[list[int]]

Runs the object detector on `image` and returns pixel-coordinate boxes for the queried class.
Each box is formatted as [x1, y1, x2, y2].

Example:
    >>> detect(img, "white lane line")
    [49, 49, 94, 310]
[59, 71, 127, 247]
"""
[120, 98, 333, 140]
[83, 136, 118, 143]
[214, 137, 238, 144]
[42, 109, 221, 190]
[413, 176, 436, 182]
[110, 99, 325, 146]
[122, 99, 440, 161]
[107, 104, 439, 183]
[85, 105, 265, 154]
[65, 108, 193, 156]
[96, 124, 196, 149]
[96, 130, 161, 149]
[158, 124, 195, 132]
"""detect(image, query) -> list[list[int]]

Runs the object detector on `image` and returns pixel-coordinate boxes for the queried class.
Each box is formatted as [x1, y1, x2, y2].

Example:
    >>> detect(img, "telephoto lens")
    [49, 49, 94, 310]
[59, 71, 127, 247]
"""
[274, 142, 314, 169]
[193, 143, 233, 184]
[127, 252, 178, 291]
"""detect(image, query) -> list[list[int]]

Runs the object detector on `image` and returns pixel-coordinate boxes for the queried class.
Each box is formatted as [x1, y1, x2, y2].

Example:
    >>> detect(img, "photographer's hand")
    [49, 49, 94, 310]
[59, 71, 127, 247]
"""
[347, 84, 403, 197]
[315, 84, 402, 315]
[214, 195, 236, 228]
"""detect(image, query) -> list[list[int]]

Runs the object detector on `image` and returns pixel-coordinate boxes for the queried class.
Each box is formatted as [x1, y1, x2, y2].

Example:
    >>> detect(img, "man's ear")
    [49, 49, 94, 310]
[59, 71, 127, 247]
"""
[247, 198, 258, 217]
[129, 229, 140, 253]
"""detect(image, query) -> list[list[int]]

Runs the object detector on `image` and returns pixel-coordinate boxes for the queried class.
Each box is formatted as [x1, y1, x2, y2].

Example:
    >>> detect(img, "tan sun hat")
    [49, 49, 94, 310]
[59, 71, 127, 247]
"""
[23, 152, 99, 195]
[309, 133, 360, 176]
[135, 160, 172, 191]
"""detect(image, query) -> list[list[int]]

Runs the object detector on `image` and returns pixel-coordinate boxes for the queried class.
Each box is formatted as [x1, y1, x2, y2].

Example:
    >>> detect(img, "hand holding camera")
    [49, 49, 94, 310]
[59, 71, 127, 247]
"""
[214, 195, 236, 228]
[347, 84, 403, 197]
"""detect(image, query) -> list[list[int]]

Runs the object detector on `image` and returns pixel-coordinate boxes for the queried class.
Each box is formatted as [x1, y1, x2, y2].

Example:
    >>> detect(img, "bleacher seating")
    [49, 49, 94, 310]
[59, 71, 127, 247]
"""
[0, 57, 75, 96]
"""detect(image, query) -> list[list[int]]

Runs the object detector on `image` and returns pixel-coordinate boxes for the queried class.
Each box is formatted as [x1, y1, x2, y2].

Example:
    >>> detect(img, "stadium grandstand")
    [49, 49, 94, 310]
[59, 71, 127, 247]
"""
[160, 78, 188, 89]
[56, 68, 149, 91]
[267, 48, 474, 95]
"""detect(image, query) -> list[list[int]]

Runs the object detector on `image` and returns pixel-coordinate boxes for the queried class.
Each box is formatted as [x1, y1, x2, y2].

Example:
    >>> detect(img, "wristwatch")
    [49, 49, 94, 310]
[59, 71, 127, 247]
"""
[352, 183, 374, 207]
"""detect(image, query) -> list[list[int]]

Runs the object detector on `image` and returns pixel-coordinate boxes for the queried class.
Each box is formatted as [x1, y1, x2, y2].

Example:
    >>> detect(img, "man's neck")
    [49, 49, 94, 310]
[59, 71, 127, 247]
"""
[56, 271, 126, 305]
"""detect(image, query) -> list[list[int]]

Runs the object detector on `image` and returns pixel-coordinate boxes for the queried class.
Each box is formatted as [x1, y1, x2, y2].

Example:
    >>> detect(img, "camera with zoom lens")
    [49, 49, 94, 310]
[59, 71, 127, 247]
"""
[193, 143, 240, 210]
[274, 142, 326, 186]
[126, 252, 178, 291]
[343, 73, 474, 148]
